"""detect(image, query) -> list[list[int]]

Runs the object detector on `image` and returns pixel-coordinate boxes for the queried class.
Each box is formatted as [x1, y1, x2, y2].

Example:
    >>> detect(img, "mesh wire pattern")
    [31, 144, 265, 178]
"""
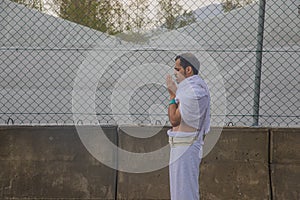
[0, 0, 299, 127]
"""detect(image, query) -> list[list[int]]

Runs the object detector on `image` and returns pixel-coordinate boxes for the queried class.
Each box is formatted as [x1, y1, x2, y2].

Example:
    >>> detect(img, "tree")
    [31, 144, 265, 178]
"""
[127, 0, 151, 33]
[11, 0, 43, 11]
[113, 0, 153, 43]
[176, 10, 196, 29]
[55, 0, 102, 31]
[53, 0, 126, 35]
[157, 0, 195, 30]
[105, 0, 129, 35]
[221, 0, 258, 12]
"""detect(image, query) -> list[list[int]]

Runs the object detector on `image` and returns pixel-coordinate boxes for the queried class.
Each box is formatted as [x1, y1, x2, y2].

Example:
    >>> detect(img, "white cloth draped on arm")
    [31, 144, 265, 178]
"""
[175, 75, 210, 135]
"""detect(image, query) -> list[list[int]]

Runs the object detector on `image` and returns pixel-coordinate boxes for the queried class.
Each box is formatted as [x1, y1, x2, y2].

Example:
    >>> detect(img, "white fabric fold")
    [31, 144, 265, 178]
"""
[175, 75, 210, 134]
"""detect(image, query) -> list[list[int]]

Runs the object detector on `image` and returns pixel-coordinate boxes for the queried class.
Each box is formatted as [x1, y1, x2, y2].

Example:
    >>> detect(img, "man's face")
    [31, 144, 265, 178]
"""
[174, 59, 186, 83]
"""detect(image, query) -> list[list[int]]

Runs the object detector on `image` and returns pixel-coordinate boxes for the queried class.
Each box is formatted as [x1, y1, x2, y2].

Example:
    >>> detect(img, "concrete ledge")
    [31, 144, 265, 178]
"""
[203, 127, 269, 162]
[270, 128, 300, 164]
[270, 128, 300, 200]
[271, 164, 300, 200]
[117, 126, 170, 200]
[200, 162, 269, 200]
[0, 126, 117, 199]
[0, 126, 299, 199]
[200, 127, 270, 200]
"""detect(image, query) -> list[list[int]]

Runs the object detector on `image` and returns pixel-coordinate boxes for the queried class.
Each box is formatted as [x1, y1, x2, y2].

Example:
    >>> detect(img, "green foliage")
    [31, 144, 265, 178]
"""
[57, 0, 102, 31]
[127, 0, 151, 33]
[53, 0, 196, 34]
[176, 10, 196, 29]
[157, 0, 196, 30]
[221, 0, 258, 12]
[11, 0, 43, 11]
[53, 0, 126, 35]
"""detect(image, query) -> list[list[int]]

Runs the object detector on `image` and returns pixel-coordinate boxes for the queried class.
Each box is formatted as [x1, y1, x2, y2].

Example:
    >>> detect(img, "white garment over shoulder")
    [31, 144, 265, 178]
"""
[175, 75, 210, 135]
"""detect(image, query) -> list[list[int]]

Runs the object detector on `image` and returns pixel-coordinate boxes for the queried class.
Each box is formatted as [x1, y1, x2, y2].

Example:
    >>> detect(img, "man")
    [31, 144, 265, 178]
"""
[166, 53, 210, 200]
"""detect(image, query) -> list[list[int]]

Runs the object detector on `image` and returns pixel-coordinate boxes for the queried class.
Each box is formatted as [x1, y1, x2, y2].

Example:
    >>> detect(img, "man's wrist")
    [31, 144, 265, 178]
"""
[169, 98, 176, 105]
[169, 95, 176, 100]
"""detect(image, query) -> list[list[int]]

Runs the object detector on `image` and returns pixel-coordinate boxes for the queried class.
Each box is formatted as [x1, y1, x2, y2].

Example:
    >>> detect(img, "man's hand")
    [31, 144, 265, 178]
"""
[166, 74, 177, 99]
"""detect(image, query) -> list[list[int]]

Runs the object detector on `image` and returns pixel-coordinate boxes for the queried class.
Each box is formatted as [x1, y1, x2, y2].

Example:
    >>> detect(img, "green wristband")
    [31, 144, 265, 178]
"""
[169, 98, 176, 105]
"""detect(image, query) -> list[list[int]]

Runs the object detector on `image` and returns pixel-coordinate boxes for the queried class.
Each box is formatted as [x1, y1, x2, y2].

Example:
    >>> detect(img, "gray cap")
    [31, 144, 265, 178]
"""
[178, 53, 200, 71]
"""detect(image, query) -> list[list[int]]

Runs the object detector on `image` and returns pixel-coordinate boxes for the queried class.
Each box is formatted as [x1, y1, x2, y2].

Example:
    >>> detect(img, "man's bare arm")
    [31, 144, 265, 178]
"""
[166, 74, 181, 127]
[168, 102, 181, 127]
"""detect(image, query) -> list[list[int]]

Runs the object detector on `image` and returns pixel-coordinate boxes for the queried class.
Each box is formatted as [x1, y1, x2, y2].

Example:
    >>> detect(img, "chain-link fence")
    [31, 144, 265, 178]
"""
[0, 0, 299, 127]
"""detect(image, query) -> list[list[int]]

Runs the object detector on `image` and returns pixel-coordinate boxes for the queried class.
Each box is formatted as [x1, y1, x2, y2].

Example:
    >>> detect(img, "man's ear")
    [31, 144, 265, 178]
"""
[186, 66, 193, 74]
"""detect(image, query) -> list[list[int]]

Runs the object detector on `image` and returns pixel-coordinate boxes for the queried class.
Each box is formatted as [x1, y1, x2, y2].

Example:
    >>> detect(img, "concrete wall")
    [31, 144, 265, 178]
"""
[0, 126, 299, 199]
[270, 128, 300, 200]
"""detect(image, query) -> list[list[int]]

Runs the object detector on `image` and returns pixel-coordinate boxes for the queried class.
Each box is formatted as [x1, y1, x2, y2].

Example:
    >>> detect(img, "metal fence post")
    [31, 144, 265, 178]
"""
[253, 0, 266, 126]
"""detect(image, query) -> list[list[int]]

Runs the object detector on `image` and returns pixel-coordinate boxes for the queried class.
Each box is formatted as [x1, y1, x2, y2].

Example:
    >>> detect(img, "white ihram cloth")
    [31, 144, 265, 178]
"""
[168, 75, 210, 200]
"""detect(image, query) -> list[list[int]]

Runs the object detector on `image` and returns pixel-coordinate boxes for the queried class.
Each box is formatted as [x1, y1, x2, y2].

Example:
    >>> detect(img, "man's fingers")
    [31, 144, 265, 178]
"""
[166, 74, 172, 85]
[166, 74, 177, 95]
[167, 74, 172, 82]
